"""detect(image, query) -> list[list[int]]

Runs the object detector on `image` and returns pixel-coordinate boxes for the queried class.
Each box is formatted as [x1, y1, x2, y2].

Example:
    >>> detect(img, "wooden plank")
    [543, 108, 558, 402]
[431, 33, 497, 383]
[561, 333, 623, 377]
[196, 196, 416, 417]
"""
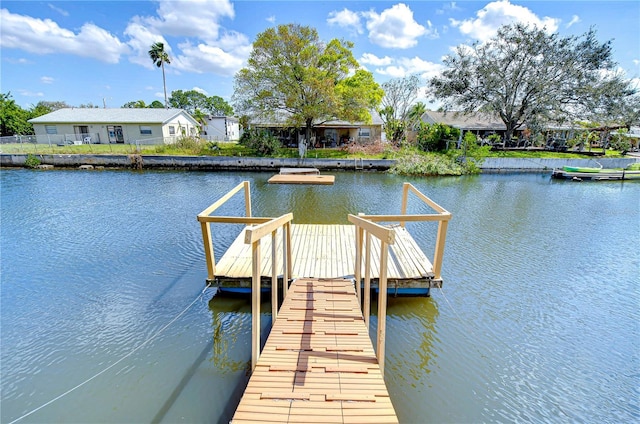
[231, 278, 398, 424]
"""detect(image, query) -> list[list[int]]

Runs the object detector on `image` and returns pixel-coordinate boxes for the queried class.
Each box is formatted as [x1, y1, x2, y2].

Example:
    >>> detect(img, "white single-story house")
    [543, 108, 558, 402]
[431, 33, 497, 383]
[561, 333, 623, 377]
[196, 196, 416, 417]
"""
[29, 108, 200, 145]
[202, 116, 240, 142]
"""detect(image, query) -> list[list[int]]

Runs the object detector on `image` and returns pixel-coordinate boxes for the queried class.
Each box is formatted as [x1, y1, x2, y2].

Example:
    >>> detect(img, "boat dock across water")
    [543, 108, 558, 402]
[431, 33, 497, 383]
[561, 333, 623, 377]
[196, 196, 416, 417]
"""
[197, 180, 451, 423]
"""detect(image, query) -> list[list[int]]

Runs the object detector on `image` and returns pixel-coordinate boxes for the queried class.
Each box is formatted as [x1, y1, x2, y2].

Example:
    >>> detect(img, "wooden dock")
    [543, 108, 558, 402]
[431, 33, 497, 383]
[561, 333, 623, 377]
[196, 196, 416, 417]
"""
[231, 277, 398, 424]
[213, 224, 439, 292]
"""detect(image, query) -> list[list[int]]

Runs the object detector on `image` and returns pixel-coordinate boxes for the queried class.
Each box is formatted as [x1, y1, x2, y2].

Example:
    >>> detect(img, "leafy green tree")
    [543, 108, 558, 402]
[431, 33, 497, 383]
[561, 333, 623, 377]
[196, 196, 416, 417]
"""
[149, 100, 165, 108]
[379, 75, 420, 144]
[168, 90, 233, 116]
[122, 100, 147, 108]
[233, 24, 382, 143]
[205, 95, 233, 116]
[0, 92, 32, 136]
[429, 23, 637, 141]
[416, 122, 460, 152]
[31, 100, 70, 113]
[169, 89, 207, 113]
[148, 42, 171, 108]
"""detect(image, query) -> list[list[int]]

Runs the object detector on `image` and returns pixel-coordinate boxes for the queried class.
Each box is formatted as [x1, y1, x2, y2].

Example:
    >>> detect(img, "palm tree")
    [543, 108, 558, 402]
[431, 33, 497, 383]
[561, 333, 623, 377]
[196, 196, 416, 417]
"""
[148, 42, 171, 108]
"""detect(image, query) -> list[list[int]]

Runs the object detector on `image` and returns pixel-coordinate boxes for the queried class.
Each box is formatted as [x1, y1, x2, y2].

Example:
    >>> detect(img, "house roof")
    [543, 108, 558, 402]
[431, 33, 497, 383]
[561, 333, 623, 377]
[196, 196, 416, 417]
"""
[422, 111, 506, 131]
[29, 108, 197, 125]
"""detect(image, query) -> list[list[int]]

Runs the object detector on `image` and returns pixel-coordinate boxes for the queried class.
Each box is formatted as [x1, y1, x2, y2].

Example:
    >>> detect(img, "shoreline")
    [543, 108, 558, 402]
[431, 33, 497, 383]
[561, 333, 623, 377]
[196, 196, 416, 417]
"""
[1, 153, 638, 173]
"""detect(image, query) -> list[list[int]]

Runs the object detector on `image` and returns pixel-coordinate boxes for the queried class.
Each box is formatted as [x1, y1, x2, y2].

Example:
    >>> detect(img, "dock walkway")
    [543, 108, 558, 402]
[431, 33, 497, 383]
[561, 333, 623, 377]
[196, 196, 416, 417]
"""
[231, 277, 398, 424]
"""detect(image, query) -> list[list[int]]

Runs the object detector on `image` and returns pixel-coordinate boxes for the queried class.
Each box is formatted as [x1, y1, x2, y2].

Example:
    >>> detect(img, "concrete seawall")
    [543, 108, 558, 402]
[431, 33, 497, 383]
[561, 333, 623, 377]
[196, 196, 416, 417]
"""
[1, 153, 637, 172]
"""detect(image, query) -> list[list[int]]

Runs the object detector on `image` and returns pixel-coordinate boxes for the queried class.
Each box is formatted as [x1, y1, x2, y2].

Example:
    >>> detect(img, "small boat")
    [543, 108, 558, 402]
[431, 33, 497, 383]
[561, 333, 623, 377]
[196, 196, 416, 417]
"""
[552, 163, 640, 181]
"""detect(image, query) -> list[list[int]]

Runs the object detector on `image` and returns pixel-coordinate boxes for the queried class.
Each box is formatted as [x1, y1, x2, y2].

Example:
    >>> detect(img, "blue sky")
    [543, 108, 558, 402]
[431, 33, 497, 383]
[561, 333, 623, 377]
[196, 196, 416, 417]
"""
[1, 0, 639, 110]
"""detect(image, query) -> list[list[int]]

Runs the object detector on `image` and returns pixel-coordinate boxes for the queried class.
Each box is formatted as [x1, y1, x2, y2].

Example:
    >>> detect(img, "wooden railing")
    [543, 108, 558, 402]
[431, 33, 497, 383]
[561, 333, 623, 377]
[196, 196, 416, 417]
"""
[357, 182, 452, 281]
[196, 181, 293, 372]
[244, 213, 293, 371]
[348, 214, 395, 376]
[349, 183, 451, 375]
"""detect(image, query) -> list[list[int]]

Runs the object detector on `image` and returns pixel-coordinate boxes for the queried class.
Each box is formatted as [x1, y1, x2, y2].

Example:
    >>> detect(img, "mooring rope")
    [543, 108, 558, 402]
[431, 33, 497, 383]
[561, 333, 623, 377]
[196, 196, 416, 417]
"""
[8, 282, 213, 424]
[436, 285, 465, 323]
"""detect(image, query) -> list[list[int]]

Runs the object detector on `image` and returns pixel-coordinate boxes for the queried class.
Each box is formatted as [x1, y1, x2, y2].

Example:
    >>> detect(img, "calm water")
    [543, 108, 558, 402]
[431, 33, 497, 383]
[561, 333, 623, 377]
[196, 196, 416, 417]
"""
[1, 169, 638, 423]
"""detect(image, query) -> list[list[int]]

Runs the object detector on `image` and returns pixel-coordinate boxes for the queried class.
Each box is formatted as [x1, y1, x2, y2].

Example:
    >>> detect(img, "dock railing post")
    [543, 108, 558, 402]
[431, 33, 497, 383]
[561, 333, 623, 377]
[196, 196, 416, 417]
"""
[244, 181, 252, 218]
[251, 239, 261, 372]
[400, 182, 410, 228]
[200, 221, 215, 281]
[377, 241, 390, 376]
[363, 232, 372, 328]
[354, 214, 364, 304]
[432, 218, 449, 280]
[271, 230, 278, 320]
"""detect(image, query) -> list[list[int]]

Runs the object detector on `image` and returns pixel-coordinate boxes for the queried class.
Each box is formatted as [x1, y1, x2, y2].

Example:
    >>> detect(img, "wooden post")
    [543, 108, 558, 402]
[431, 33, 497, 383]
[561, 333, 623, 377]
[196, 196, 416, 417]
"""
[400, 182, 410, 228]
[432, 218, 449, 280]
[271, 230, 278, 321]
[354, 222, 364, 304]
[251, 239, 261, 372]
[282, 223, 289, 299]
[363, 232, 372, 329]
[200, 221, 215, 281]
[377, 241, 389, 376]
[285, 222, 292, 289]
[244, 181, 252, 217]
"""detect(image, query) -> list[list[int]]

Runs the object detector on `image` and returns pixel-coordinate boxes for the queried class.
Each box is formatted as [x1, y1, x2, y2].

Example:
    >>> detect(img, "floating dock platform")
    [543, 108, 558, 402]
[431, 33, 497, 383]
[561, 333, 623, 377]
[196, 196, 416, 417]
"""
[214, 224, 437, 294]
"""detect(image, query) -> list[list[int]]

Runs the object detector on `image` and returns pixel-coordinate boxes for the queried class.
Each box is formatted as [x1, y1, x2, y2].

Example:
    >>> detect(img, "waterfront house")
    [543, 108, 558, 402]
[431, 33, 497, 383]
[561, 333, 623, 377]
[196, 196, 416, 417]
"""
[29, 108, 199, 145]
[202, 116, 241, 142]
[250, 110, 384, 147]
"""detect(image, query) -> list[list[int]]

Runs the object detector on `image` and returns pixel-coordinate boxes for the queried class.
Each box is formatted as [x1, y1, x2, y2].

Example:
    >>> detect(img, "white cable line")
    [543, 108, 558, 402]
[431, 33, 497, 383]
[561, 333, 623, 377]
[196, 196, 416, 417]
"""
[9, 283, 212, 424]
[436, 285, 465, 323]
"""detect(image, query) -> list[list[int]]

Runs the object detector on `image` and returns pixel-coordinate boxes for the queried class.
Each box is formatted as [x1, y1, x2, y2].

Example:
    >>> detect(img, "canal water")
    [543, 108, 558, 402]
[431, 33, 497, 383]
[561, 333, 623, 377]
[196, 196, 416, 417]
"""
[1, 169, 638, 423]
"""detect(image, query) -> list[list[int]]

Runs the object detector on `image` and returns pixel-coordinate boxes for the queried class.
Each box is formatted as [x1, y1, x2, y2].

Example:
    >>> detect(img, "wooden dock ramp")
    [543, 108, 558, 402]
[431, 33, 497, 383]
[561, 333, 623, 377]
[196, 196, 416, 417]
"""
[231, 277, 398, 424]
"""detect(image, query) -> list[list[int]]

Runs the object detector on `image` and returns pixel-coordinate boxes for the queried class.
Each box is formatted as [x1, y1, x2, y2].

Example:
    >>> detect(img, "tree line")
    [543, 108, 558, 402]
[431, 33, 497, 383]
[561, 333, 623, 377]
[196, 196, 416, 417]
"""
[2, 22, 637, 144]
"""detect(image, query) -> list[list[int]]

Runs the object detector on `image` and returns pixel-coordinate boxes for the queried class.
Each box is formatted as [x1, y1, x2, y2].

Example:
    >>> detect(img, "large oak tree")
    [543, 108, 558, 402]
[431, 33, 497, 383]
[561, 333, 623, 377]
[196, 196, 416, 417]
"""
[429, 24, 638, 140]
[233, 24, 383, 143]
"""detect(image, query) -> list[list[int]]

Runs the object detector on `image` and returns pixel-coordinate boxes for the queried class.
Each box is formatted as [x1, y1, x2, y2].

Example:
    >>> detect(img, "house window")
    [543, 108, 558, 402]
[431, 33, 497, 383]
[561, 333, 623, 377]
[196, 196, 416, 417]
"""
[139, 126, 152, 135]
[359, 128, 371, 137]
[168, 126, 175, 136]
[45, 125, 57, 134]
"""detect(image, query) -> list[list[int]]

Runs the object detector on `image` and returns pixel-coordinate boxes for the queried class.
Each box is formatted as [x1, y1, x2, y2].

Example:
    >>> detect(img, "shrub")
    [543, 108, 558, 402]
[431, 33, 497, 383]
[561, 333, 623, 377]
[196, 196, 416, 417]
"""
[389, 152, 465, 176]
[239, 129, 280, 156]
[24, 154, 41, 168]
[416, 122, 460, 152]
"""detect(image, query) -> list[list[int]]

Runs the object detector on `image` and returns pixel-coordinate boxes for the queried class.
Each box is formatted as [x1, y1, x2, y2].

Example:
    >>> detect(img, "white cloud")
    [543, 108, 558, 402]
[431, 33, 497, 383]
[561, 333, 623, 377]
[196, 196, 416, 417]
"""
[266, 15, 276, 23]
[566, 15, 581, 28]
[48, 3, 68, 17]
[377, 56, 444, 79]
[437, 2, 462, 15]
[0, 9, 129, 63]
[192, 87, 209, 95]
[40, 76, 54, 84]
[633, 59, 640, 67]
[5, 57, 31, 65]
[17, 89, 44, 97]
[124, 0, 250, 76]
[137, 0, 235, 43]
[364, 3, 427, 49]
[450, 0, 559, 42]
[172, 41, 247, 76]
[327, 8, 363, 34]
[360, 53, 393, 67]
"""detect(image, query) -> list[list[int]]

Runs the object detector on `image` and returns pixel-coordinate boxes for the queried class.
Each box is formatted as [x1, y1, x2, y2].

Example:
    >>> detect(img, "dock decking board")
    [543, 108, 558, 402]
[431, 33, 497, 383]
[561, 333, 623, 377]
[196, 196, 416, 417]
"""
[231, 278, 398, 424]
[214, 224, 435, 289]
